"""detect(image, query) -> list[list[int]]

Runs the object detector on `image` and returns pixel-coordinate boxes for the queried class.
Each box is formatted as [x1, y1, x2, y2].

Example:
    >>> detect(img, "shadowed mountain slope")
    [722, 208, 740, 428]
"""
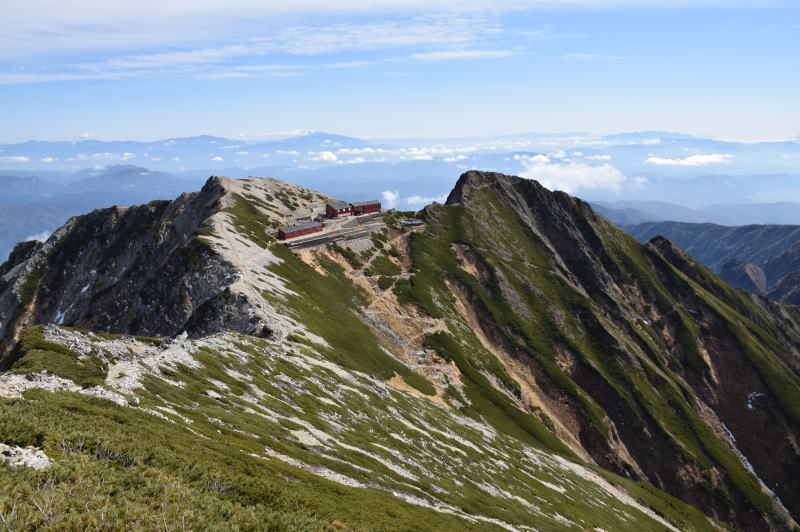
[1, 171, 799, 530]
[628, 221, 800, 303]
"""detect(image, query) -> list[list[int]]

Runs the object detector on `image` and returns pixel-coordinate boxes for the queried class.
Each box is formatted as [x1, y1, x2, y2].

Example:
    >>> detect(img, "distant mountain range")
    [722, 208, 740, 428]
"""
[1, 130, 800, 262]
[0, 165, 206, 260]
[3, 171, 800, 530]
[594, 199, 800, 226]
[1, 131, 798, 186]
[627, 221, 800, 303]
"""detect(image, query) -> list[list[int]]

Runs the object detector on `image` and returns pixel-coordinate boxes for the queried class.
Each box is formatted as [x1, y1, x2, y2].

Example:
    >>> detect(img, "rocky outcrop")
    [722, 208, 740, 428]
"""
[418, 171, 800, 531]
[0, 443, 51, 470]
[3, 170, 800, 531]
[0, 176, 330, 358]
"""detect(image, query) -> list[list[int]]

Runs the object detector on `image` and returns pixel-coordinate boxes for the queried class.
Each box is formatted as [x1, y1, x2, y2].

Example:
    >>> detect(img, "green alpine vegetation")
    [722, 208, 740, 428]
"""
[1, 172, 799, 531]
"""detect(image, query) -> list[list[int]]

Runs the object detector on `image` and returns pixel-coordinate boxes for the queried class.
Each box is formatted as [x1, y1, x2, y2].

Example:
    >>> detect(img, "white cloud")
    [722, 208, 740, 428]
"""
[337, 147, 378, 154]
[40, 156, 58, 162]
[562, 53, 623, 61]
[645, 153, 734, 166]
[585, 154, 612, 160]
[336, 156, 366, 164]
[211, 155, 223, 161]
[410, 49, 517, 61]
[245, 129, 310, 140]
[3, 15, 499, 83]
[381, 189, 446, 208]
[0, 156, 31, 163]
[443, 154, 469, 162]
[405, 194, 447, 206]
[0, 0, 774, 68]
[308, 150, 338, 162]
[513, 153, 550, 163]
[517, 155, 627, 193]
[198, 72, 256, 79]
[382, 190, 400, 208]
[24, 231, 51, 242]
[236, 151, 250, 155]
[79, 132, 95, 139]
[121, 152, 135, 160]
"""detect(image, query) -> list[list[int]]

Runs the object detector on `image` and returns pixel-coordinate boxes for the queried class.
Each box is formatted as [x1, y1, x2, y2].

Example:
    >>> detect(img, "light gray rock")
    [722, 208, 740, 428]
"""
[0, 443, 51, 470]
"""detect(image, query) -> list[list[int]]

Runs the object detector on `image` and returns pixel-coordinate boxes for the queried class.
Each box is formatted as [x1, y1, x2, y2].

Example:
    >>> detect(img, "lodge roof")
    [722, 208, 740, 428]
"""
[280, 221, 323, 233]
[326, 200, 351, 210]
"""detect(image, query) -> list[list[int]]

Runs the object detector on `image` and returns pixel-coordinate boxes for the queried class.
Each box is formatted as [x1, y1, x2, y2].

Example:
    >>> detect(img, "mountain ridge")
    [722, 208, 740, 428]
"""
[627, 220, 800, 303]
[1, 171, 799, 530]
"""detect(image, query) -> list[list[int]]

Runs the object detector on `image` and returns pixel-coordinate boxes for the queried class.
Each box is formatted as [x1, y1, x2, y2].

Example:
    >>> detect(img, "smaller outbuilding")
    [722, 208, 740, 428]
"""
[350, 200, 381, 215]
[278, 220, 323, 240]
[398, 219, 424, 227]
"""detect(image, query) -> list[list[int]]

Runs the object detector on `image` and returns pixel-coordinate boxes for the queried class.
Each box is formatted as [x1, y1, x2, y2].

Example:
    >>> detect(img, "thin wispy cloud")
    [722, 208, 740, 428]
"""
[562, 53, 623, 61]
[1, 0, 764, 84]
[645, 153, 735, 166]
[2, 14, 504, 84]
[410, 49, 518, 61]
[1, 0, 794, 141]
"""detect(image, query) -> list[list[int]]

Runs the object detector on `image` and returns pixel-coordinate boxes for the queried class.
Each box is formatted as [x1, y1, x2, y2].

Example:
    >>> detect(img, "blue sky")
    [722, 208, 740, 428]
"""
[2, 0, 798, 142]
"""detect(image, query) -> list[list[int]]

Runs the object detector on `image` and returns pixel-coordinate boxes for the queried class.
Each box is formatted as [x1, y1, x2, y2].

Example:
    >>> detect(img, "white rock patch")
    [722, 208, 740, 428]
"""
[0, 443, 51, 470]
[0, 372, 80, 398]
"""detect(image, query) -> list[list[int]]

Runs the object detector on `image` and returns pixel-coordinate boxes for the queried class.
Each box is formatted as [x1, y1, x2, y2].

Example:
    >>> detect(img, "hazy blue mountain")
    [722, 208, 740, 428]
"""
[2, 131, 800, 263]
[0, 175, 63, 205]
[626, 221, 800, 273]
[702, 202, 800, 225]
[2, 132, 798, 181]
[589, 204, 656, 225]
[591, 200, 719, 225]
[0, 165, 204, 260]
[0, 133, 374, 172]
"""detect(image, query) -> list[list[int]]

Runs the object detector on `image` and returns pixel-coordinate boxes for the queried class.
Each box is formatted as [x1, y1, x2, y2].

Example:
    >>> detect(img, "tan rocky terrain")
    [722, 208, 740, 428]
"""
[1, 171, 799, 530]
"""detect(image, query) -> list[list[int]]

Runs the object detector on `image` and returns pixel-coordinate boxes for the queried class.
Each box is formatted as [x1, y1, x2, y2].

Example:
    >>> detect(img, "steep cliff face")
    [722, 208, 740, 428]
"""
[394, 171, 800, 531]
[2, 171, 800, 531]
[0, 176, 330, 353]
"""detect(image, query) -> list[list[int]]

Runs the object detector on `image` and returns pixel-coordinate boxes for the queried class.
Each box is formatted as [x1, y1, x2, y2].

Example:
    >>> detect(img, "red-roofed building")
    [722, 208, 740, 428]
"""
[278, 221, 323, 240]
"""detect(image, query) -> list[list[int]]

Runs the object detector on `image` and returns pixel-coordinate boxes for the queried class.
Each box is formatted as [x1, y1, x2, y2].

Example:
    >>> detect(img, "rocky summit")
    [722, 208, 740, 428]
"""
[1, 171, 799, 531]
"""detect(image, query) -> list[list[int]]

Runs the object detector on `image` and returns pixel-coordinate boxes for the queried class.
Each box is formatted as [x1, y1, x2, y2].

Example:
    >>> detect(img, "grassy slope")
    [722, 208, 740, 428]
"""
[392, 184, 795, 526]
[0, 391, 485, 531]
[0, 327, 697, 531]
[0, 182, 742, 531]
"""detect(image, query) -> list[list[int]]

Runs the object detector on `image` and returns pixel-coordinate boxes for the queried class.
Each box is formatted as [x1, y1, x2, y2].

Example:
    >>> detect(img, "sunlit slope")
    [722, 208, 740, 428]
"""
[388, 171, 800, 531]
